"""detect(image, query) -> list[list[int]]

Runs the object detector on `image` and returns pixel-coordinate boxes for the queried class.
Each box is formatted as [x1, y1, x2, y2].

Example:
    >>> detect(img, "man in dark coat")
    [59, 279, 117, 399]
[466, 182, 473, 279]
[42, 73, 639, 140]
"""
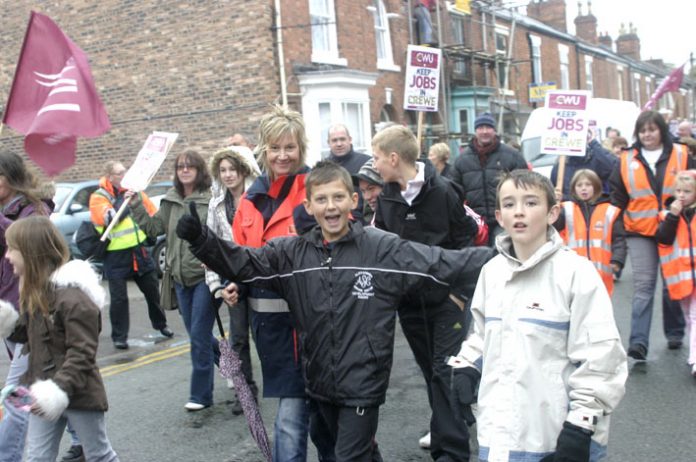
[451, 112, 528, 245]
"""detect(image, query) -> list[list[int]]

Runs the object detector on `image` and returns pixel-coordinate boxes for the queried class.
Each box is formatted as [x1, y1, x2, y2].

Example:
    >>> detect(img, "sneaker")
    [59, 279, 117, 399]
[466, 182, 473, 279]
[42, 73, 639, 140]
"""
[627, 344, 647, 361]
[184, 402, 209, 411]
[113, 340, 129, 350]
[227, 378, 235, 389]
[691, 364, 696, 377]
[667, 339, 683, 350]
[418, 432, 431, 449]
[60, 445, 85, 462]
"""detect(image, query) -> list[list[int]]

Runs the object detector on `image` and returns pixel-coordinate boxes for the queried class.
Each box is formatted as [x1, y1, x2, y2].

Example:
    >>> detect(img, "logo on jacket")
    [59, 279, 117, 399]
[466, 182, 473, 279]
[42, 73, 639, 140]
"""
[352, 271, 375, 300]
[405, 212, 417, 221]
[526, 302, 543, 311]
[594, 221, 604, 232]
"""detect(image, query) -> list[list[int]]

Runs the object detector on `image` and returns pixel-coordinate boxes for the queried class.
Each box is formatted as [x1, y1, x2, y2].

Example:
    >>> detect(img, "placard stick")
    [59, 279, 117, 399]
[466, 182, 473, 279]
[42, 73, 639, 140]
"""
[416, 111, 424, 151]
[100, 196, 132, 242]
[555, 155, 566, 197]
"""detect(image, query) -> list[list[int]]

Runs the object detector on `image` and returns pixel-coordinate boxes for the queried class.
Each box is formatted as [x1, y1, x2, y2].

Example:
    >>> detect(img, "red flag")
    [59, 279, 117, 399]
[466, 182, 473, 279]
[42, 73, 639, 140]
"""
[2, 11, 110, 176]
[643, 64, 685, 112]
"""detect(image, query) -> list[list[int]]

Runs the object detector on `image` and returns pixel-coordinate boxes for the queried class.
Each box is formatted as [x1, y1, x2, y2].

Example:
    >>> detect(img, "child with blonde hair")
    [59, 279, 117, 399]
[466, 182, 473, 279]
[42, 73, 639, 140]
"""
[554, 169, 627, 295]
[656, 169, 696, 376]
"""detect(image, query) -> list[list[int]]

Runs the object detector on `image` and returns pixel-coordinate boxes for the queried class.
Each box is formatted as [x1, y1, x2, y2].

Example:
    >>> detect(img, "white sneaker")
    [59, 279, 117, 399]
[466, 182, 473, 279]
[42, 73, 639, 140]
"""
[418, 432, 431, 449]
[227, 378, 235, 389]
[691, 364, 696, 377]
[184, 402, 207, 411]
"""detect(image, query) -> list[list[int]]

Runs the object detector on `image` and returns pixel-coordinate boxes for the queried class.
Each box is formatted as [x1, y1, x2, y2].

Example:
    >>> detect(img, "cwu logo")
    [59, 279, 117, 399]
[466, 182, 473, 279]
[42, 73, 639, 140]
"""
[352, 271, 375, 300]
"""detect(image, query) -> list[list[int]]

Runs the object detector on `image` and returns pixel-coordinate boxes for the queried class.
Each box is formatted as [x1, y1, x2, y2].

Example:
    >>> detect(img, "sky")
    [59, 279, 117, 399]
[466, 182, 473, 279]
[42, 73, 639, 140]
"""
[518, 0, 693, 69]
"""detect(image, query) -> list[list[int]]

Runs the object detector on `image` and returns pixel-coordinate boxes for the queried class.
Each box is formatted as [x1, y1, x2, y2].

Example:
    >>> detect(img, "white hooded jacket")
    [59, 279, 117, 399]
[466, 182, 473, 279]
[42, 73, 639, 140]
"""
[448, 228, 628, 462]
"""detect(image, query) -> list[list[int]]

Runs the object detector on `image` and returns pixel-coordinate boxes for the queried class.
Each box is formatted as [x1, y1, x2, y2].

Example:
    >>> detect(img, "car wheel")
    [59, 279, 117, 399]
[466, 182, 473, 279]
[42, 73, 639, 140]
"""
[154, 240, 167, 278]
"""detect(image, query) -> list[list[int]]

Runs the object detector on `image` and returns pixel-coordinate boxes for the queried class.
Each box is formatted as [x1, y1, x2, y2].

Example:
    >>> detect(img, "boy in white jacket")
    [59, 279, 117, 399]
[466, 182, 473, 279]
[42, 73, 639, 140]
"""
[449, 170, 628, 462]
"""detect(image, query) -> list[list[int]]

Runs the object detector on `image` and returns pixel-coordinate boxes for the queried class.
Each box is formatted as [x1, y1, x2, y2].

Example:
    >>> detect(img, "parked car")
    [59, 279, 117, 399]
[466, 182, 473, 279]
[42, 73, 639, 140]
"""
[51, 180, 100, 257]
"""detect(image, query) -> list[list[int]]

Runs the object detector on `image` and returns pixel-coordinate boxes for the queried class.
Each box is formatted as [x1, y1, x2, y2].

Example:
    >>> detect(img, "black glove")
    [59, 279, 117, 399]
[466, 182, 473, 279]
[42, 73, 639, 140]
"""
[176, 202, 206, 246]
[450, 367, 480, 426]
[539, 422, 593, 462]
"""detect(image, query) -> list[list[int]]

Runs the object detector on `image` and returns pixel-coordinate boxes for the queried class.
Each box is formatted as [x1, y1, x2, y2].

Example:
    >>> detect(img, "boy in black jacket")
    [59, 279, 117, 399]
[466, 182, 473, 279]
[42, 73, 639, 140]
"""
[372, 125, 478, 461]
[176, 161, 493, 462]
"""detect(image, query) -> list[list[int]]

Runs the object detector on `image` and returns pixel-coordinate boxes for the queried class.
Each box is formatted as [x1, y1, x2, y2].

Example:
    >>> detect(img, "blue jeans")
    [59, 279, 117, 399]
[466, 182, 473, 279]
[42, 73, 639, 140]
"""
[626, 236, 685, 350]
[25, 410, 118, 462]
[175, 281, 218, 406]
[274, 397, 309, 462]
[0, 341, 29, 462]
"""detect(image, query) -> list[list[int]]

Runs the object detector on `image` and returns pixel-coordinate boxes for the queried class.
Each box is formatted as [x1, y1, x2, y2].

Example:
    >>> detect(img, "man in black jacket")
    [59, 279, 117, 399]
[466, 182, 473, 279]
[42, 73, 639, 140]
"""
[372, 125, 478, 462]
[328, 124, 371, 222]
[451, 112, 528, 246]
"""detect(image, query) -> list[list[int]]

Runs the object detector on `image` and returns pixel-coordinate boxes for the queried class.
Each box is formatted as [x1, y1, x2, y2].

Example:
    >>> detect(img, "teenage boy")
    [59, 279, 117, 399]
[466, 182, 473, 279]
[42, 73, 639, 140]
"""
[449, 170, 628, 462]
[371, 125, 477, 460]
[176, 161, 494, 462]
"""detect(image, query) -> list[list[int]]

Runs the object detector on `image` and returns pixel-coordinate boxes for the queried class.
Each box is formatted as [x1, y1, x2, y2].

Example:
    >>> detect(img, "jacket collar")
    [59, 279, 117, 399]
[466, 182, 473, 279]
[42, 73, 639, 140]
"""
[51, 260, 106, 309]
[245, 166, 310, 202]
[303, 221, 365, 247]
[495, 226, 563, 273]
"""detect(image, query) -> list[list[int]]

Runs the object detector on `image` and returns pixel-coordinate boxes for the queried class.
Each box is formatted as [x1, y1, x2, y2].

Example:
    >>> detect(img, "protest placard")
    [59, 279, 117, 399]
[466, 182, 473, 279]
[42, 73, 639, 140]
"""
[403, 45, 441, 112]
[540, 90, 591, 157]
[122, 131, 178, 191]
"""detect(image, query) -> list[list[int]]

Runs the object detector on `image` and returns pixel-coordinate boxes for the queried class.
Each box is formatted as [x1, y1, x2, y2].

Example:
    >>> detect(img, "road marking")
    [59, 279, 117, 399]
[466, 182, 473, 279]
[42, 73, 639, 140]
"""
[100, 344, 191, 378]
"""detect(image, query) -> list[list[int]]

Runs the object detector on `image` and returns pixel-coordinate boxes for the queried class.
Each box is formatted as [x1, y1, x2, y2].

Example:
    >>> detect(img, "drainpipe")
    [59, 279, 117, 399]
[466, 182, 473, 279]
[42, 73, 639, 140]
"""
[274, 0, 288, 108]
[435, 0, 449, 137]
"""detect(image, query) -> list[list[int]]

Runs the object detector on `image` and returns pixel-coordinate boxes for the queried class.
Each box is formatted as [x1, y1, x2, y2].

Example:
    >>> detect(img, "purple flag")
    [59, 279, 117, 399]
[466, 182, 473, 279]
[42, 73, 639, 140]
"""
[2, 11, 110, 176]
[643, 64, 685, 111]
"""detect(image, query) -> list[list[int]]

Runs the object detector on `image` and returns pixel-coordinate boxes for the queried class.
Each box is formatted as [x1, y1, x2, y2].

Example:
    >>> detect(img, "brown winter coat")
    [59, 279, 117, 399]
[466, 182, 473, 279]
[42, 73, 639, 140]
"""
[8, 260, 108, 412]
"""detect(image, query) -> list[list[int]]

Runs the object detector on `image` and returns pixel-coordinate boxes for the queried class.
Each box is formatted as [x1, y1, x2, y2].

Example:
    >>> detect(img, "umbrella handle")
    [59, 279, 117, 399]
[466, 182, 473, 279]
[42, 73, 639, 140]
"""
[214, 310, 226, 339]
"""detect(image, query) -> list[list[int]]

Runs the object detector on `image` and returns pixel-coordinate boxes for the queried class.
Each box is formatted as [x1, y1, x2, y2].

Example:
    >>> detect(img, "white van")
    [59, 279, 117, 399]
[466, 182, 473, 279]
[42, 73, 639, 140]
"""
[520, 98, 641, 177]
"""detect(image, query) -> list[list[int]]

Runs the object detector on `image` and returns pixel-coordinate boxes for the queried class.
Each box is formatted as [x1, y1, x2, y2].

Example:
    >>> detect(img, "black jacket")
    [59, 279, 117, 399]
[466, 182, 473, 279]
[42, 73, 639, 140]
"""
[609, 139, 696, 237]
[553, 195, 627, 269]
[374, 161, 477, 249]
[190, 222, 494, 407]
[451, 138, 528, 225]
[655, 198, 696, 245]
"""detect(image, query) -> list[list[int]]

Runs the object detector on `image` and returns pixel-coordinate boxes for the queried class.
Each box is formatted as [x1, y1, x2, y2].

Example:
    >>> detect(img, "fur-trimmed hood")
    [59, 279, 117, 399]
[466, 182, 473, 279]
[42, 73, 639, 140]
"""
[50, 260, 106, 309]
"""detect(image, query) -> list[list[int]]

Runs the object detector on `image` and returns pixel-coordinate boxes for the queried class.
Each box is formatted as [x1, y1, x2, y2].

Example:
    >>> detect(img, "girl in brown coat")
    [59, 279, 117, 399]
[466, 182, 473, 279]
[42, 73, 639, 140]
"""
[0, 216, 119, 461]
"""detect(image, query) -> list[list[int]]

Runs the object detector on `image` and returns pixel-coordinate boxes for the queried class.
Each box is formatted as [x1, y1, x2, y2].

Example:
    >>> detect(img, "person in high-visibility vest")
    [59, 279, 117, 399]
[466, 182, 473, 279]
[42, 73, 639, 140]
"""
[656, 170, 696, 377]
[609, 110, 695, 361]
[554, 169, 626, 295]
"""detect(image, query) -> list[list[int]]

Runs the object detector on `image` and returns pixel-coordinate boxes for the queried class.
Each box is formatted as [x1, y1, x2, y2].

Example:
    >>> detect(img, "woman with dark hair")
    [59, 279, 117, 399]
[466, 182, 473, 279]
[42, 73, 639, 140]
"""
[610, 110, 694, 361]
[129, 150, 218, 410]
[0, 150, 52, 461]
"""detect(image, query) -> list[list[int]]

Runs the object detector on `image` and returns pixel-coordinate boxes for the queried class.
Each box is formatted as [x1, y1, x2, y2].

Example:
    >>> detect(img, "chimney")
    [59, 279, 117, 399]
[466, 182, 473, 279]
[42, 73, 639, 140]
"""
[616, 22, 641, 61]
[574, 1, 598, 43]
[527, 0, 567, 33]
[598, 32, 613, 50]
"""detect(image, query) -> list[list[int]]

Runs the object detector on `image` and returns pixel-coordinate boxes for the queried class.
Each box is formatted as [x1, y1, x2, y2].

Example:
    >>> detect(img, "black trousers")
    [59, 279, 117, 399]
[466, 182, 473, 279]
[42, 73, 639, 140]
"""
[399, 296, 471, 462]
[228, 298, 256, 387]
[108, 270, 167, 342]
[315, 402, 381, 462]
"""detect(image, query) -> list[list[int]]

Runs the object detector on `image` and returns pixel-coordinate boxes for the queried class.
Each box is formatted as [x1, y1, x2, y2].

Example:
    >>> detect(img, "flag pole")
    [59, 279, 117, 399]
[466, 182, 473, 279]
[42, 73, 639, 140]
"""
[99, 197, 132, 242]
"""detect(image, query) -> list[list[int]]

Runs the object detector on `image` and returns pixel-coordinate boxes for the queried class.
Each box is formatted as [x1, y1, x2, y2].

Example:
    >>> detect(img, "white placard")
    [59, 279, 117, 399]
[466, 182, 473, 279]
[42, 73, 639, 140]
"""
[121, 131, 179, 191]
[540, 90, 591, 157]
[403, 45, 441, 112]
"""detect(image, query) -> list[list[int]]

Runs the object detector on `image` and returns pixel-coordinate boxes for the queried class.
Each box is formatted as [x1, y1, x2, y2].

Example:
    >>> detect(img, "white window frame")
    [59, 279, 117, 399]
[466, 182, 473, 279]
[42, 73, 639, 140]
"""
[298, 71, 377, 164]
[584, 56, 593, 94]
[496, 26, 509, 89]
[309, 0, 347, 66]
[450, 14, 466, 74]
[370, 0, 400, 72]
[558, 44, 570, 89]
[645, 76, 652, 102]
[616, 66, 624, 100]
[633, 72, 642, 107]
[530, 35, 542, 83]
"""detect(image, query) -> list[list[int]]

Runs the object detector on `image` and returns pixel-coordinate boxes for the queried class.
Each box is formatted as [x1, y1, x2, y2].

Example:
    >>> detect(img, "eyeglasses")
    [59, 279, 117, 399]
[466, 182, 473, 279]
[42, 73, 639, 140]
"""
[176, 163, 197, 171]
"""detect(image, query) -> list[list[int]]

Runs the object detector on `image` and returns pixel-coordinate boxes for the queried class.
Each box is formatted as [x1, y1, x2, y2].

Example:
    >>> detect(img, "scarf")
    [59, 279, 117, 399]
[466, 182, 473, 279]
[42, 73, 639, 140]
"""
[472, 137, 500, 167]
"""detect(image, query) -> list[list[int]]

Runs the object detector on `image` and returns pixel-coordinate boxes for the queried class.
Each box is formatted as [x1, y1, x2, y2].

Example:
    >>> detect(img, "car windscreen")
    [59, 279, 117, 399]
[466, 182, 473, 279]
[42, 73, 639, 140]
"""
[53, 186, 73, 211]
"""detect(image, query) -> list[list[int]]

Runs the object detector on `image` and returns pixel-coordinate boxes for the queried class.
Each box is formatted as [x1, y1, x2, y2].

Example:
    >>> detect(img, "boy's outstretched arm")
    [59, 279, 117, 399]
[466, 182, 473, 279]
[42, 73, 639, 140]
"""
[176, 203, 283, 293]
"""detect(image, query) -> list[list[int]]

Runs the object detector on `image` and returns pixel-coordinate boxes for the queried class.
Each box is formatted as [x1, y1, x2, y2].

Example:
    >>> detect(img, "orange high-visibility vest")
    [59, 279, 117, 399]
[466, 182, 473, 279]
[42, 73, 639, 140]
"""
[562, 201, 620, 295]
[620, 144, 687, 236]
[658, 210, 696, 300]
